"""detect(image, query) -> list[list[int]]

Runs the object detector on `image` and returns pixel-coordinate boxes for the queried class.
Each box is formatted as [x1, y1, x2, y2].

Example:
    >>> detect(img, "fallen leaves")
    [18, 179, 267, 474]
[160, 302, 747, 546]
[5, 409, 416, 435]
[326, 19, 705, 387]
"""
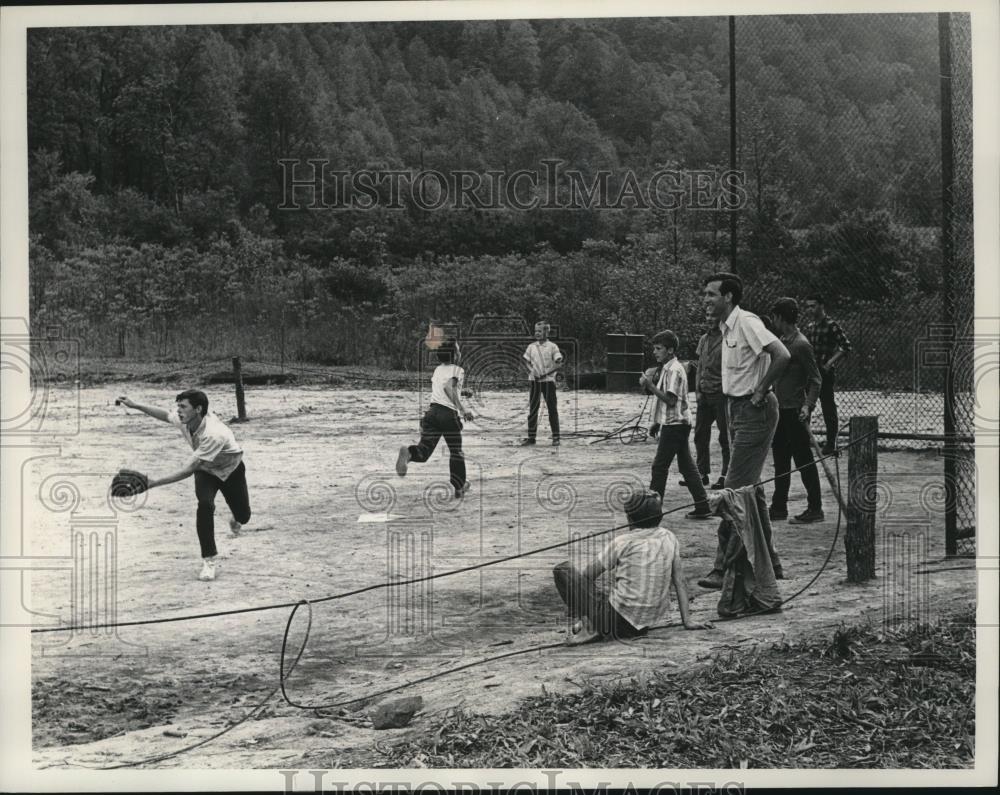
[370, 608, 976, 769]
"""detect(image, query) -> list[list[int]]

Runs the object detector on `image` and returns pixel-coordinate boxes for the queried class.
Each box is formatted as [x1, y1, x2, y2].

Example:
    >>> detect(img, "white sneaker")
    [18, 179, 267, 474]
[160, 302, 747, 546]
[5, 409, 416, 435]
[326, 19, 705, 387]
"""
[198, 559, 217, 581]
[228, 517, 242, 537]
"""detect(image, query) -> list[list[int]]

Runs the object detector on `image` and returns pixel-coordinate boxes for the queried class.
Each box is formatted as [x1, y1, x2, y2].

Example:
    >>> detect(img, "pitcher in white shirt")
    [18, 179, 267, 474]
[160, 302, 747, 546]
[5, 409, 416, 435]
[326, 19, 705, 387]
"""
[116, 389, 251, 582]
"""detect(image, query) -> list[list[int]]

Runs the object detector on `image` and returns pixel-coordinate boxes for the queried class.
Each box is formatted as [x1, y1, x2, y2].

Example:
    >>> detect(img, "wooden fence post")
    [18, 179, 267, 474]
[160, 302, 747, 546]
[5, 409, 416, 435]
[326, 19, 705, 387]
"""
[846, 415, 878, 582]
[232, 356, 248, 422]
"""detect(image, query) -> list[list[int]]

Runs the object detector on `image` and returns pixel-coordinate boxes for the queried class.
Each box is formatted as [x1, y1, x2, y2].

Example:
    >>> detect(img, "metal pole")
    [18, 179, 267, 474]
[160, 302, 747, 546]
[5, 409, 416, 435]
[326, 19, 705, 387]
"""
[728, 15, 738, 273]
[938, 12, 957, 557]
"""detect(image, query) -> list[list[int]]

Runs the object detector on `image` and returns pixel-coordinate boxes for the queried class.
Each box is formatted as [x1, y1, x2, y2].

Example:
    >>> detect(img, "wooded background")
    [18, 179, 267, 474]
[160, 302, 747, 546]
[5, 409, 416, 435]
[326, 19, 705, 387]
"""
[27, 15, 956, 377]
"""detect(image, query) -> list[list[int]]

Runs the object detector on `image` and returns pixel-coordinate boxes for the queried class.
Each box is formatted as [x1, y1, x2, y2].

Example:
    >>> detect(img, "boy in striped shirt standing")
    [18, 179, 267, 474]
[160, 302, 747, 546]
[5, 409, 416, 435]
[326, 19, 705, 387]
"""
[639, 330, 713, 519]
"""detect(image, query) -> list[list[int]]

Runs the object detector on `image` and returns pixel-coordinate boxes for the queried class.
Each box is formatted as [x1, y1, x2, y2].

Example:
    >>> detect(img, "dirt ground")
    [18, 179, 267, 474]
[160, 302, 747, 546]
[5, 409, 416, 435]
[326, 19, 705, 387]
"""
[25, 383, 975, 769]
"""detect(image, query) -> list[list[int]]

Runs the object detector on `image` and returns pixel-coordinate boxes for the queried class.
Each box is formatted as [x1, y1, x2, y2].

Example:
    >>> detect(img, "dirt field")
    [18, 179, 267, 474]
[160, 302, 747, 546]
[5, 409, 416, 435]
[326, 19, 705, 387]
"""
[25, 383, 975, 769]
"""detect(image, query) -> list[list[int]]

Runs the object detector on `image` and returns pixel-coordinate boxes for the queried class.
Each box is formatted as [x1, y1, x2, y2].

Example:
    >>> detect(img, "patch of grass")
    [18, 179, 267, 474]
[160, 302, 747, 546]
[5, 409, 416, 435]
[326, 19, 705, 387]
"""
[360, 609, 975, 769]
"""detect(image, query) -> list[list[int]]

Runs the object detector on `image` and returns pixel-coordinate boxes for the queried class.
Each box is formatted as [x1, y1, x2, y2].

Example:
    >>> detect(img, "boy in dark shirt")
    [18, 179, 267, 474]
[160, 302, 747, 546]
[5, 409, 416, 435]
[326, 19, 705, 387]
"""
[769, 298, 824, 523]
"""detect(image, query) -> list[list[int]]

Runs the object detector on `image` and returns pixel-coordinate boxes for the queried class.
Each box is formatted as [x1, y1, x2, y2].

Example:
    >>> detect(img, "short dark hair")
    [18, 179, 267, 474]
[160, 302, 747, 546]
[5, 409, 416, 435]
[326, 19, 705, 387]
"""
[435, 340, 459, 363]
[704, 272, 744, 305]
[623, 489, 663, 529]
[650, 329, 680, 351]
[771, 297, 799, 324]
[176, 389, 209, 415]
[804, 293, 824, 305]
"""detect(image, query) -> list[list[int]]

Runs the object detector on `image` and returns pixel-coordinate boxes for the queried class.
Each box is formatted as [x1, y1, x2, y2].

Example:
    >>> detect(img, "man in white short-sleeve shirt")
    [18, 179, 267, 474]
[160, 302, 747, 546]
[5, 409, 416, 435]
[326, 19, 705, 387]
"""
[116, 389, 251, 582]
[697, 273, 790, 591]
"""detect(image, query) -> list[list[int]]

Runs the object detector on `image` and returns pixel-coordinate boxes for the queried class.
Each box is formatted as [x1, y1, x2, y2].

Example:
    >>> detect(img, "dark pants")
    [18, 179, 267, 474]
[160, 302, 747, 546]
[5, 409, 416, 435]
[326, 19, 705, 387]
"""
[711, 394, 781, 573]
[527, 380, 560, 441]
[194, 461, 251, 559]
[771, 408, 823, 512]
[694, 392, 730, 478]
[552, 561, 644, 639]
[408, 403, 466, 491]
[818, 367, 838, 448]
[649, 424, 710, 512]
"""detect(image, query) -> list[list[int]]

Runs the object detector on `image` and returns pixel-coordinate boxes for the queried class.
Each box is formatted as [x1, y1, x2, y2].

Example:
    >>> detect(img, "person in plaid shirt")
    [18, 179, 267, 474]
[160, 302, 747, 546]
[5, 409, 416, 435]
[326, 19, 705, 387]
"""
[803, 294, 852, 454]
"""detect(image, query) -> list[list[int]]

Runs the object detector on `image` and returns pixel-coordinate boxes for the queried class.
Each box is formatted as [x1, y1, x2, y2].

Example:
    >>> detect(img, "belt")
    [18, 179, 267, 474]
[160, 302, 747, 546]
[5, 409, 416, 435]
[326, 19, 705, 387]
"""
[728, 391, 772, 401]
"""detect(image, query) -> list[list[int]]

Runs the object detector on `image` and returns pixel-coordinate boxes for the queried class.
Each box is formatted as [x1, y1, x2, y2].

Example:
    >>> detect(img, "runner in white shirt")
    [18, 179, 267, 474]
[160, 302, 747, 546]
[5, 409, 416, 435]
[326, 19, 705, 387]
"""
[519, 321, 564, 446]
[397, 338, 475, 498]
[116, 389, 252, 582]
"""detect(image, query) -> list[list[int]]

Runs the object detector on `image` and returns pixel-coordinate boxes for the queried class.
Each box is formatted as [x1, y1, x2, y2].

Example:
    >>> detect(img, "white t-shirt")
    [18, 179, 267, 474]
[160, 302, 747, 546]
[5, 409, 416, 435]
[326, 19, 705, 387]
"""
[651, 357, 692, 426]
[167, 410, 243, 481]
[720, 306, 778, 397]
[430, 363, 465, 410]
[598, 526, 678, 630]
[523, 340, 564, 382]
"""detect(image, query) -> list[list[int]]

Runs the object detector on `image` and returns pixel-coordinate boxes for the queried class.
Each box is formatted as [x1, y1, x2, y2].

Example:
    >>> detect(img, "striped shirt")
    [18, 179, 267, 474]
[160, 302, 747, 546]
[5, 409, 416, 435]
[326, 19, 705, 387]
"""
[720, 306, 778, 397]
[597, 526, 678, 630]
[523, 340, 564, 382]
[652, 357, 692, 426]
[167, 411, 243, 481]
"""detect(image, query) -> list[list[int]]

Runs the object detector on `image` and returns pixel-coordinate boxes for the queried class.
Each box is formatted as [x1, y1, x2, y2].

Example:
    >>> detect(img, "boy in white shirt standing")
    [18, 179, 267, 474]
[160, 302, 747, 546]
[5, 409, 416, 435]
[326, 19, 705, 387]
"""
[115, 389, 251, 582]
[639, 330, 713, 519]
[397, 339, 474, 498]
[519, 321, 564, 446]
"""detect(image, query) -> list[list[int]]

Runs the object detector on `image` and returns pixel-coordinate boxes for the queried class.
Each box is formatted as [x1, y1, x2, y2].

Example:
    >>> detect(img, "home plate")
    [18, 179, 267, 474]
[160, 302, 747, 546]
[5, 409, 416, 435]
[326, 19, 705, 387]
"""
[357, 512, 407, 523]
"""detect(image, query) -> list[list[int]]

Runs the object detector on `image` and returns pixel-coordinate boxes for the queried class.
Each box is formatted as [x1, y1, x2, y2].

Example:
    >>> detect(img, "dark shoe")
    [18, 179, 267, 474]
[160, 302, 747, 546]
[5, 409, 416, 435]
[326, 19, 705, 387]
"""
[395, 446, 410, 477]
[518, 438, 536, 446]
[552, 438, 560, 447]
[821, 444, 835, 456]
[697, 570, 724, 590]
[455, 482, 471, 499]
[686, 508, 713, 520]
[790, 508, 825, 524]
[769, 505, 788, 521]
[773, 565, 785, 580]
[711, 477, 726, 490]
[679, 475, 709, 487]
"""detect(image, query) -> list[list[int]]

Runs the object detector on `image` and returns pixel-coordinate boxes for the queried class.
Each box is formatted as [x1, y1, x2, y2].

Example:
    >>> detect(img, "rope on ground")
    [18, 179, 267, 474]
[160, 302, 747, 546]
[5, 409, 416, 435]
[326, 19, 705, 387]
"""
[50, 429, 868, 768]
[31, 433, 870, 637]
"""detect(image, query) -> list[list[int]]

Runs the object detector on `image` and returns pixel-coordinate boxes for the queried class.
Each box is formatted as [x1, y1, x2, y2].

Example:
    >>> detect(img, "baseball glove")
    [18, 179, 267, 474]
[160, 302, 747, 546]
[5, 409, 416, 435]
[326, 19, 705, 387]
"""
[110, 468, 149, 498]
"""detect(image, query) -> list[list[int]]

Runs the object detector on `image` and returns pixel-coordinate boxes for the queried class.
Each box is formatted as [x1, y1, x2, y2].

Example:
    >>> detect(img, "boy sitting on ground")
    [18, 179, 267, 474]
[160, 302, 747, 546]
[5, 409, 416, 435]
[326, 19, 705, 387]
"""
[553, 489, 714, 644]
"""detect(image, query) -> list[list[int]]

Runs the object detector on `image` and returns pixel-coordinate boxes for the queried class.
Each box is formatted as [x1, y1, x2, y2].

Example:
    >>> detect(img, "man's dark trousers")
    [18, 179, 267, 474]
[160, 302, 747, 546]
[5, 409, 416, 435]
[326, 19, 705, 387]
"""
[771, 409, 823, 513]
[694, 391, 730, 479]
[408, 403, 466, 491]
[818, 367, 838, 449]
[194, 461, 251, 559]
[527, 380, 559, 441]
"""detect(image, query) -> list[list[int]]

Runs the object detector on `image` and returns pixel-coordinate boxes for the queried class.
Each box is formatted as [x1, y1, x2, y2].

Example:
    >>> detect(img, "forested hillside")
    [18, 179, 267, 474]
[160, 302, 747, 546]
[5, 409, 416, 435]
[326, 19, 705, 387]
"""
[26, 15, 948, 369]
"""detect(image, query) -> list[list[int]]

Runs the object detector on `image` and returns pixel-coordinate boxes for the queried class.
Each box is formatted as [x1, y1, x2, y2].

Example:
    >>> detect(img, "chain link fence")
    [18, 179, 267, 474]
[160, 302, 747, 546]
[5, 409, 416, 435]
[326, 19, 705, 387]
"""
[732, 13, 975, 555]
